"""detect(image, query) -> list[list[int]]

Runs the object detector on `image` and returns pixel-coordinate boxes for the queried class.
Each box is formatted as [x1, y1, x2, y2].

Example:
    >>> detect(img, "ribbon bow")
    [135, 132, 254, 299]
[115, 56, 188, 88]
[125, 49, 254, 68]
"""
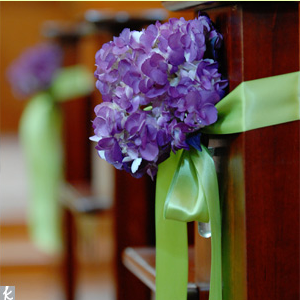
[156, 71, 300, 300]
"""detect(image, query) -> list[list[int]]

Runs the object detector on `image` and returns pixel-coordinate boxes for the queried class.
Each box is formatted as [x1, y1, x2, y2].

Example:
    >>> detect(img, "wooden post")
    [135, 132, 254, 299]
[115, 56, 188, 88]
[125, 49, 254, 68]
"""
[162, 2, 300, 300]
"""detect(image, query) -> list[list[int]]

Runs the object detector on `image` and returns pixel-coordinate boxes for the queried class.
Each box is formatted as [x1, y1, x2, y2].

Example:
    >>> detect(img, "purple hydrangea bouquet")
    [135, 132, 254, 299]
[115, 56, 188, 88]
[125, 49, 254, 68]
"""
[7, 43, 63, 99]
[91, 15, 227, 179]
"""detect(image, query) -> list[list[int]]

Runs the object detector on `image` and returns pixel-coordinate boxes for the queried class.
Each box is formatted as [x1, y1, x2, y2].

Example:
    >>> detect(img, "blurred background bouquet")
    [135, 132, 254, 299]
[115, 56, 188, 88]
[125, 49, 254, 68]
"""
[0, 3, 193, 300]
[7, 43, 63, 99]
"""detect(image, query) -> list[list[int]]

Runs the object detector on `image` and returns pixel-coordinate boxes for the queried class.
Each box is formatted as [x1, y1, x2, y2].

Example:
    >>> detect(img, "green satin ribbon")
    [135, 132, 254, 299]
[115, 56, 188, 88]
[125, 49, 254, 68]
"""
[19, 65, 94, 254]
[19, 93, 64, 253]
[156, 71, 300, 300]
[164, 147, 221, 300]
[156, 150, 188, 300]
[204, 71, 300, 134]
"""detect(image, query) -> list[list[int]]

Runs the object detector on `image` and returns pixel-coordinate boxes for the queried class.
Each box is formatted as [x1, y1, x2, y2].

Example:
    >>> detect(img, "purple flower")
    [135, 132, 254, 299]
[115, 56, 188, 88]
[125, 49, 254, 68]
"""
[91, 14, 227, 178]
[7, 43, 63, 99]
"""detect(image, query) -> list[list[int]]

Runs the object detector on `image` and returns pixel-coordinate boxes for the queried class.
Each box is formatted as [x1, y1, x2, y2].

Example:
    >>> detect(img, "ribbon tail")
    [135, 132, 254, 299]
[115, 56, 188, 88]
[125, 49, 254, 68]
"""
[19, 93, 64, 254]
[156, 150, 188, 300]
[191, 147, 222, 300]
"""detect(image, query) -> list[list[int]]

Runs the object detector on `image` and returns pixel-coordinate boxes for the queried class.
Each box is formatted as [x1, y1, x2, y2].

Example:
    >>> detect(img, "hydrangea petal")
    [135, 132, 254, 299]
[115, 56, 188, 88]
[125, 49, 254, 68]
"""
[131, 157, 142, 173]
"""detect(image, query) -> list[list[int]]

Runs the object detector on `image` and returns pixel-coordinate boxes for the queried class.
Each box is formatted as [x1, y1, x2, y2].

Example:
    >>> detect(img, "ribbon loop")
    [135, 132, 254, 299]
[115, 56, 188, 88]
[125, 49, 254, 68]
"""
[164, 149, 209, 223]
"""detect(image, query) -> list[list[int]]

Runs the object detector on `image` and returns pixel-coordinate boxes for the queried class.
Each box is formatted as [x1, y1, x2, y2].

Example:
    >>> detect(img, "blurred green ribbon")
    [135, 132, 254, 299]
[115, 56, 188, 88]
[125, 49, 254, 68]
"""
[19, 65, 94, 254]
[156, 71, 300, 300]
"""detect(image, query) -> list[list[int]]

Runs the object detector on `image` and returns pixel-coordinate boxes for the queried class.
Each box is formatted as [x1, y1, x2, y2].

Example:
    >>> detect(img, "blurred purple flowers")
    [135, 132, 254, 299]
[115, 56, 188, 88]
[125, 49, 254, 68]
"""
[91, 15, 227, 179]
[7, 43, 63, 99]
